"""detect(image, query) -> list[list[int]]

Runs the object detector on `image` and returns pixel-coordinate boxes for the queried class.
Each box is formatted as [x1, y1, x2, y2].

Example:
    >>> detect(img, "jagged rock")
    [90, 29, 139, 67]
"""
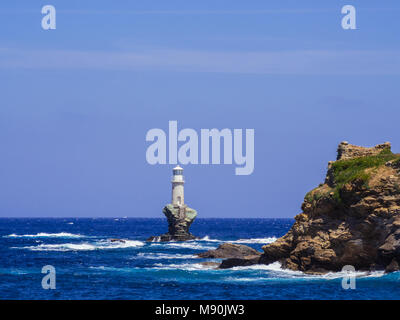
[197, 243, 262, 259]
[219, 255, 261, 269]
[147, 204, 198, 242]
[110, 239, 126, 243]
[219, 142, 400, 274]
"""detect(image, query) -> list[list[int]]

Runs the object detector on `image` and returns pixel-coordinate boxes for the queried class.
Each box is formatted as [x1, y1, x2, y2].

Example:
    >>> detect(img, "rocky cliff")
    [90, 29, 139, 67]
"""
[262, 141, 400, 273]
[200, 142, 400, 273]
[147, 204, 198, 241]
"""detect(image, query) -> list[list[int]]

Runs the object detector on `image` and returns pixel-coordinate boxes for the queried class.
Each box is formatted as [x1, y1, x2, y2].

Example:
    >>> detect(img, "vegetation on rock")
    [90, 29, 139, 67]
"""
[305, 149, 400, 205]
[330, 149, 399, 199]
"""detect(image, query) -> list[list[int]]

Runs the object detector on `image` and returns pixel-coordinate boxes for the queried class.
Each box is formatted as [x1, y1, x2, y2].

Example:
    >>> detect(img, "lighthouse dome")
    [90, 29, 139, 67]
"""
[173, 165, 183, 175]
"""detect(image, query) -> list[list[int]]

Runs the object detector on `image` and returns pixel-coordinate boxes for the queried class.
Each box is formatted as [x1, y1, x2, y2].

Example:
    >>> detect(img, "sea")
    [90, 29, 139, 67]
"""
[0, 218, 399, 300]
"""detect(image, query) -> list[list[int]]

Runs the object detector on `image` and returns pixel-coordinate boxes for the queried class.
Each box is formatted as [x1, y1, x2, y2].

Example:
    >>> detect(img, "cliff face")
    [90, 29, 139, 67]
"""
[261, 142, 400, 273]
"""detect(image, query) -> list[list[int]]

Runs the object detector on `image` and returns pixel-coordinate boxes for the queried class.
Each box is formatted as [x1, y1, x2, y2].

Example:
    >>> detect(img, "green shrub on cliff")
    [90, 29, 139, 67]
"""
[304, 185, 333, 204]
[331, 149, 400, 203]
[305, 190, 326, 203]
[304, 190, 316, 203]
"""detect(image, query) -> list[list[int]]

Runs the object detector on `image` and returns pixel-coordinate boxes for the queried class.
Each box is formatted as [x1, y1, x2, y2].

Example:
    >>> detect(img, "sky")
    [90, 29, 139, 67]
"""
[0, 0, 399, 218]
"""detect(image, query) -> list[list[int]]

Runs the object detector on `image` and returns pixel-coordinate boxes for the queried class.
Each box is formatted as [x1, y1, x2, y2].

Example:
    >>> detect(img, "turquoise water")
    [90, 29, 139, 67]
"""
[1, 218, 399, 300]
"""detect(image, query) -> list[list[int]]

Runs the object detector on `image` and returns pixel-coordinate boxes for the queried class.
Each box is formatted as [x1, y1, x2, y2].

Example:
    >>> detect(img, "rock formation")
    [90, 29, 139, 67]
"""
[197, 243, 261, 259]
[197, 243, 262, 269]
[335, 141, 391, 161]
[147, 204, 198, 242]
[199, 141, 400, 273]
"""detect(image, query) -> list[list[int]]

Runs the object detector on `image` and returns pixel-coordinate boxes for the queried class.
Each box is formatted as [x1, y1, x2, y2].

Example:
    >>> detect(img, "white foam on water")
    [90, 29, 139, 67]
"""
[13, 239, 145, 251]
[152, 262, 216, 271]
[167, 242, 217, 250]
[230, 261, 303, 275]
[135, 253, 196, 260]
[16, 243, 96, 251]
[313, 269, 385, 280]
[230, 261, 385, 280]
[230, 237, 277, 244]
[89, 266, 140, 272]
[223, 277, 271, 282]
[197, 236, 220, 242]
[151, 242, 217, 251]
[97, 240, 145, 250]
[149, 235, 278, 248]
[197, 235, 277, 244]
[4, 232, 83, 238]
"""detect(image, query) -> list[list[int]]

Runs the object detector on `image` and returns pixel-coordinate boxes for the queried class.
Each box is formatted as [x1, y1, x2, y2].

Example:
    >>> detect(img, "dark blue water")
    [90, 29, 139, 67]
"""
[1, 218, 400, 300]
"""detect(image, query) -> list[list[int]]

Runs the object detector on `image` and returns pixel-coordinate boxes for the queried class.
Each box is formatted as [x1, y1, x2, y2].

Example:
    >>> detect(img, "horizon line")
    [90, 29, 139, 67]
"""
[0, 216, 294, 219]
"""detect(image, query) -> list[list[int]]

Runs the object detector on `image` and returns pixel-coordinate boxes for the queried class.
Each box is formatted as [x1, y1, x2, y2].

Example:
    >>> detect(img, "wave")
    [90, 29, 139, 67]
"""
[88, 266, 142, 273]
[313, 269, 385, 280]
[151, 261, 385, 281]
[98, 240, 145, 250]
[89, 260, 386, 281]
[197, 235, 277, 244]
[20, 243, 97, 251]
[149, 236, 219, 243]
[4, 232, 83, 238]
[164, 242, 217, 250]
[197, 236, 220, 242]
[135, 253, 196, 260]
[152, 262, 216, 271]
[13, 239, 145, 252]
[222, 276, 272, 282]
[150, 241, 217, 251]
[230, 262, 385, 280]
[230, 261, 303, 275]
[230, 237, 277, 244]
[88, 264, 211, 273]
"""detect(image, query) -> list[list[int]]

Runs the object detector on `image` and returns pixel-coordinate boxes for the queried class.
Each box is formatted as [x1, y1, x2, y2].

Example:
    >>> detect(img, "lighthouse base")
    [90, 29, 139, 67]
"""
[147, 204, 198, 242]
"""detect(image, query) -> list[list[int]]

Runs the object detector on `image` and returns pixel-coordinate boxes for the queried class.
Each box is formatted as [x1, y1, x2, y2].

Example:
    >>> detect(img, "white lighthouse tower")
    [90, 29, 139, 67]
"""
[172, 165, 184, 207]
[147, 165, 198, 241]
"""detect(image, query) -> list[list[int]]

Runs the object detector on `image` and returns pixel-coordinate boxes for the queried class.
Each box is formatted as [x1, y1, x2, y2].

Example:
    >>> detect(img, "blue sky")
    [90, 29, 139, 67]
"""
[1, 0, 399, 217]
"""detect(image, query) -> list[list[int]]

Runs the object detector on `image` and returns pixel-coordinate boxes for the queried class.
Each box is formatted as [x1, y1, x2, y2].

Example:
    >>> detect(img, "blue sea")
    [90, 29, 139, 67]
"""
[1, 218, 400, 300]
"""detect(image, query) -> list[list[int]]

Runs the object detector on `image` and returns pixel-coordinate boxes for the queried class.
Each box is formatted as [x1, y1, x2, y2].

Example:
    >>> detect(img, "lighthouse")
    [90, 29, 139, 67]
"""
[146, 165, 198, 242]
[172, 165, 184, 207]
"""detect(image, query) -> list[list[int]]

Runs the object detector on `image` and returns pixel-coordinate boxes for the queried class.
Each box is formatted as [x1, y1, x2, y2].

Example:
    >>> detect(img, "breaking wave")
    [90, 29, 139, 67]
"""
[135, 253, 196, 260]
[151, 242, 217, 251]
[197, 235, 277, 244]
[88, 266, 141, 273]
[230, 262, 385, 280]
[13, 239, 144, 251]
[197, 236, 220, 242]
[152, 262, 216, 271]
[230, 237, 277, 244]
[230, 261, 303, 275]
[165, 242, 217, 250]
[222, 277, 272, 282]
[4, 232, 84, 238]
